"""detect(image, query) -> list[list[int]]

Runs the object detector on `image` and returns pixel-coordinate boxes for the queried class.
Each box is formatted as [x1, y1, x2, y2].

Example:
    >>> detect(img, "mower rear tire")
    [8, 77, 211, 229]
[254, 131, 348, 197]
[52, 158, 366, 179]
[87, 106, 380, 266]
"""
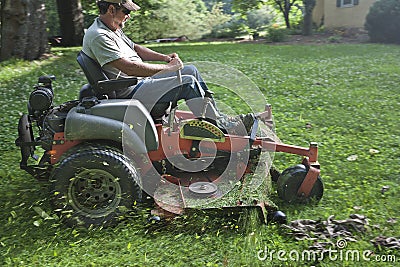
[277, 164, 323, 203]
[50, 146, 142, 227]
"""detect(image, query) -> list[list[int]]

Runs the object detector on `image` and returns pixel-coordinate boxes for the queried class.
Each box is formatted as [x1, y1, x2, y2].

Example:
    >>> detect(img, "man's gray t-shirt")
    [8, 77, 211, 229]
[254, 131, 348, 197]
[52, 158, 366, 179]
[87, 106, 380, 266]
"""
[82, 17, 142, 98]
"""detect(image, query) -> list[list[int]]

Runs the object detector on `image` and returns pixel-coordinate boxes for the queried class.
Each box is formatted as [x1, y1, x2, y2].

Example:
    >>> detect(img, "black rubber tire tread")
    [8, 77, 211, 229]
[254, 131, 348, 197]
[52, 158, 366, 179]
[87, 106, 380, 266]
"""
[50, 146, 142, 227]
[269, 165, 281, 182]
[55, 141, 122, 163]
[277, 164, 324, 203]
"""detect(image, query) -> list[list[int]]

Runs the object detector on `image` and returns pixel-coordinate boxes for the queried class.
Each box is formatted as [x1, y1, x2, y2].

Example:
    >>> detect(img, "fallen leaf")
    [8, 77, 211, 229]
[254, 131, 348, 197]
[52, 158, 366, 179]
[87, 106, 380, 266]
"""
[369, 148, 380, 155]
[381, 185, 390, 194]
[371, 236, 400, 249]
[347, 155, 358, 161]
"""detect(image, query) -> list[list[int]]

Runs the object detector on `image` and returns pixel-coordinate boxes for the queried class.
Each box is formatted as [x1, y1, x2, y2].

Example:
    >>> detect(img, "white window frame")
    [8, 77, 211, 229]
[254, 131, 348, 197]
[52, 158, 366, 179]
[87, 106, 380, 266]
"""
[340, 0, 355, 8]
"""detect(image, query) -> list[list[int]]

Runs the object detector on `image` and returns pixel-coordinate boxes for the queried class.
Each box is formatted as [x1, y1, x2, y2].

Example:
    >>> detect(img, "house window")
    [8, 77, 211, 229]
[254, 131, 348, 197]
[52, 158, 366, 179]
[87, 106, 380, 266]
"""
[343, 0, 352, 5]
[337, 0, 359, 8]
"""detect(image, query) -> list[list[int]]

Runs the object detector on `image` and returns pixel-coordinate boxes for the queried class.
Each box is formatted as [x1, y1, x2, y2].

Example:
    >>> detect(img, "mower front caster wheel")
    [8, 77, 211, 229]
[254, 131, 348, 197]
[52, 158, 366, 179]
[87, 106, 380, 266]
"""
[267, 210, 287, 224]
[277, 164, 323, 204]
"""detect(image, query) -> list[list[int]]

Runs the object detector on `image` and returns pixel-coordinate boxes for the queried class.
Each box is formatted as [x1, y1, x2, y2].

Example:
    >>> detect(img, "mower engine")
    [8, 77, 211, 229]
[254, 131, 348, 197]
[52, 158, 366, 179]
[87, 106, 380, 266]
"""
[16, 75, 78, 180]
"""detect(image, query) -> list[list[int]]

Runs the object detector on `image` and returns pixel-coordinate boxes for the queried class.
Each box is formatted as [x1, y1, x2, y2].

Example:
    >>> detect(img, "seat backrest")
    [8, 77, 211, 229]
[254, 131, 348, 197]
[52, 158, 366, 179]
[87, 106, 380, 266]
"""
[77, 51, 116, 99]
[77, 51, 108, 86]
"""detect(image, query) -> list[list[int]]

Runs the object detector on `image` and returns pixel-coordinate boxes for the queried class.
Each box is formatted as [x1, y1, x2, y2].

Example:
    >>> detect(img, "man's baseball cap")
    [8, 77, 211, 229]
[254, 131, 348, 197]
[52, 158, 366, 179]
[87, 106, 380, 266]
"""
[98, 0, 140, 11]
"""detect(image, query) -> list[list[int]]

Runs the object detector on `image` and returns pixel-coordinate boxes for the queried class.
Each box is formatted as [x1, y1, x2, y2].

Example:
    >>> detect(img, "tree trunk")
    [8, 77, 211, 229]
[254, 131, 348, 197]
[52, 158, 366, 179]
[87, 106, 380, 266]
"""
[284, 0, 292, 29]
[283, 11, 291, 29]
[0, 0, 48, 61]
[56, 0, 84, 47]
[274, 0, 298, 29]
[303, 0, 316, 36]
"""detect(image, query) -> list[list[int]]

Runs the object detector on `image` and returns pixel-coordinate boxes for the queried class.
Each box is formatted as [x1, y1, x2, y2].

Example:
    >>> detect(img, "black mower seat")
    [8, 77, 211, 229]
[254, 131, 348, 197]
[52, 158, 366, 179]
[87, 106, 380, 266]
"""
[77, 51, 138, 100]
[76, 51, 169, 119]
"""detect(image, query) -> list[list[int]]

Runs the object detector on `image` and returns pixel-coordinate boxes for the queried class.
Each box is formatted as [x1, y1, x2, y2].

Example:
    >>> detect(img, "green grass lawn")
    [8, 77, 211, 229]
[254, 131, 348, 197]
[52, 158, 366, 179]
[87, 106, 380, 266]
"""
[0, 42, 399, 266]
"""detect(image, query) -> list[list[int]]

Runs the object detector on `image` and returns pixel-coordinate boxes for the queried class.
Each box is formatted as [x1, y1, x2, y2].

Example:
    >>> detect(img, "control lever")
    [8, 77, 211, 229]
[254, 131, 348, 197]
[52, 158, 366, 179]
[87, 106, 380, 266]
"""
[168, 69, 183, 135]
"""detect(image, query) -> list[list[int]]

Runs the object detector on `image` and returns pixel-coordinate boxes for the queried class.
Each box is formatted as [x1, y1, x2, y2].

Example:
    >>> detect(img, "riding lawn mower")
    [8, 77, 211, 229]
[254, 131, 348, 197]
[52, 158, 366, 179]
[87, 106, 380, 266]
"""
[15, 52, 324, 227]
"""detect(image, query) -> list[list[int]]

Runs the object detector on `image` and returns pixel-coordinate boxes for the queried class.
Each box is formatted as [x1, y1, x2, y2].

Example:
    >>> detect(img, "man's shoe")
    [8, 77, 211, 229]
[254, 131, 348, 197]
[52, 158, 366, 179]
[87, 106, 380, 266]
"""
[240, 113, 256, 134]
[216, 113, 255, 136]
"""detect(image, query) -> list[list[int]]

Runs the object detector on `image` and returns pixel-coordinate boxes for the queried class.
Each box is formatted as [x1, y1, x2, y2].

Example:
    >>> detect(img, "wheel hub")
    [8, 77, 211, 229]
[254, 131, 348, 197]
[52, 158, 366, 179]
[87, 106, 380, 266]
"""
[68, 169, 121, 217]
[77, 176, 115, 204]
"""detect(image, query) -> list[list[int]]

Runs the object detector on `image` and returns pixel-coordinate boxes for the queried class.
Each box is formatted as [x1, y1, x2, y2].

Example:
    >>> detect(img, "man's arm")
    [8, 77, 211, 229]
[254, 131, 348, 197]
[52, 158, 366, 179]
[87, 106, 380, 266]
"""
[134, 44, 176, 62]
[107, 56, 182, 77]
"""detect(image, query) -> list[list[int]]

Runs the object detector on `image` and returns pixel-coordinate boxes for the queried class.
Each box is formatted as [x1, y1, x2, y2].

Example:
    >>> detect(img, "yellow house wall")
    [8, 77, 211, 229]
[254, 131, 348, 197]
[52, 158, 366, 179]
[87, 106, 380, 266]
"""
[313, 0, 325, 27]
[313, 0, 377, 28]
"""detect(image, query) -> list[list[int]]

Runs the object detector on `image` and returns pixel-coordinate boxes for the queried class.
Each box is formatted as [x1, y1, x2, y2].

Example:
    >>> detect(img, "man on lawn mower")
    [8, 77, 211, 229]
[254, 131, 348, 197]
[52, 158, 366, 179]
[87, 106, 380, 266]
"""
[82, 0, 255, 135]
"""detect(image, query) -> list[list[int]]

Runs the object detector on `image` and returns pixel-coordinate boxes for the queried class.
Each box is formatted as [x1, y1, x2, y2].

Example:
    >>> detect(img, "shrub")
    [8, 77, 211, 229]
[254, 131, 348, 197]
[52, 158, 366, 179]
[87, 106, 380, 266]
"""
[246, 6, 275, 38]
[207, 15, 247, 39]
[365, 0, 400, 44]
[327, 35, 342, 43]
[267, 26, 288, 42]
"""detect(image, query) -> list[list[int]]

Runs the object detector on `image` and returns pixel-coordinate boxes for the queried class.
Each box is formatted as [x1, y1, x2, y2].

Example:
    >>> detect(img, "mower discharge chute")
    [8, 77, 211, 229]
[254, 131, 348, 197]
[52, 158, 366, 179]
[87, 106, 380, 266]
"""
[15, 54, 324, 227]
